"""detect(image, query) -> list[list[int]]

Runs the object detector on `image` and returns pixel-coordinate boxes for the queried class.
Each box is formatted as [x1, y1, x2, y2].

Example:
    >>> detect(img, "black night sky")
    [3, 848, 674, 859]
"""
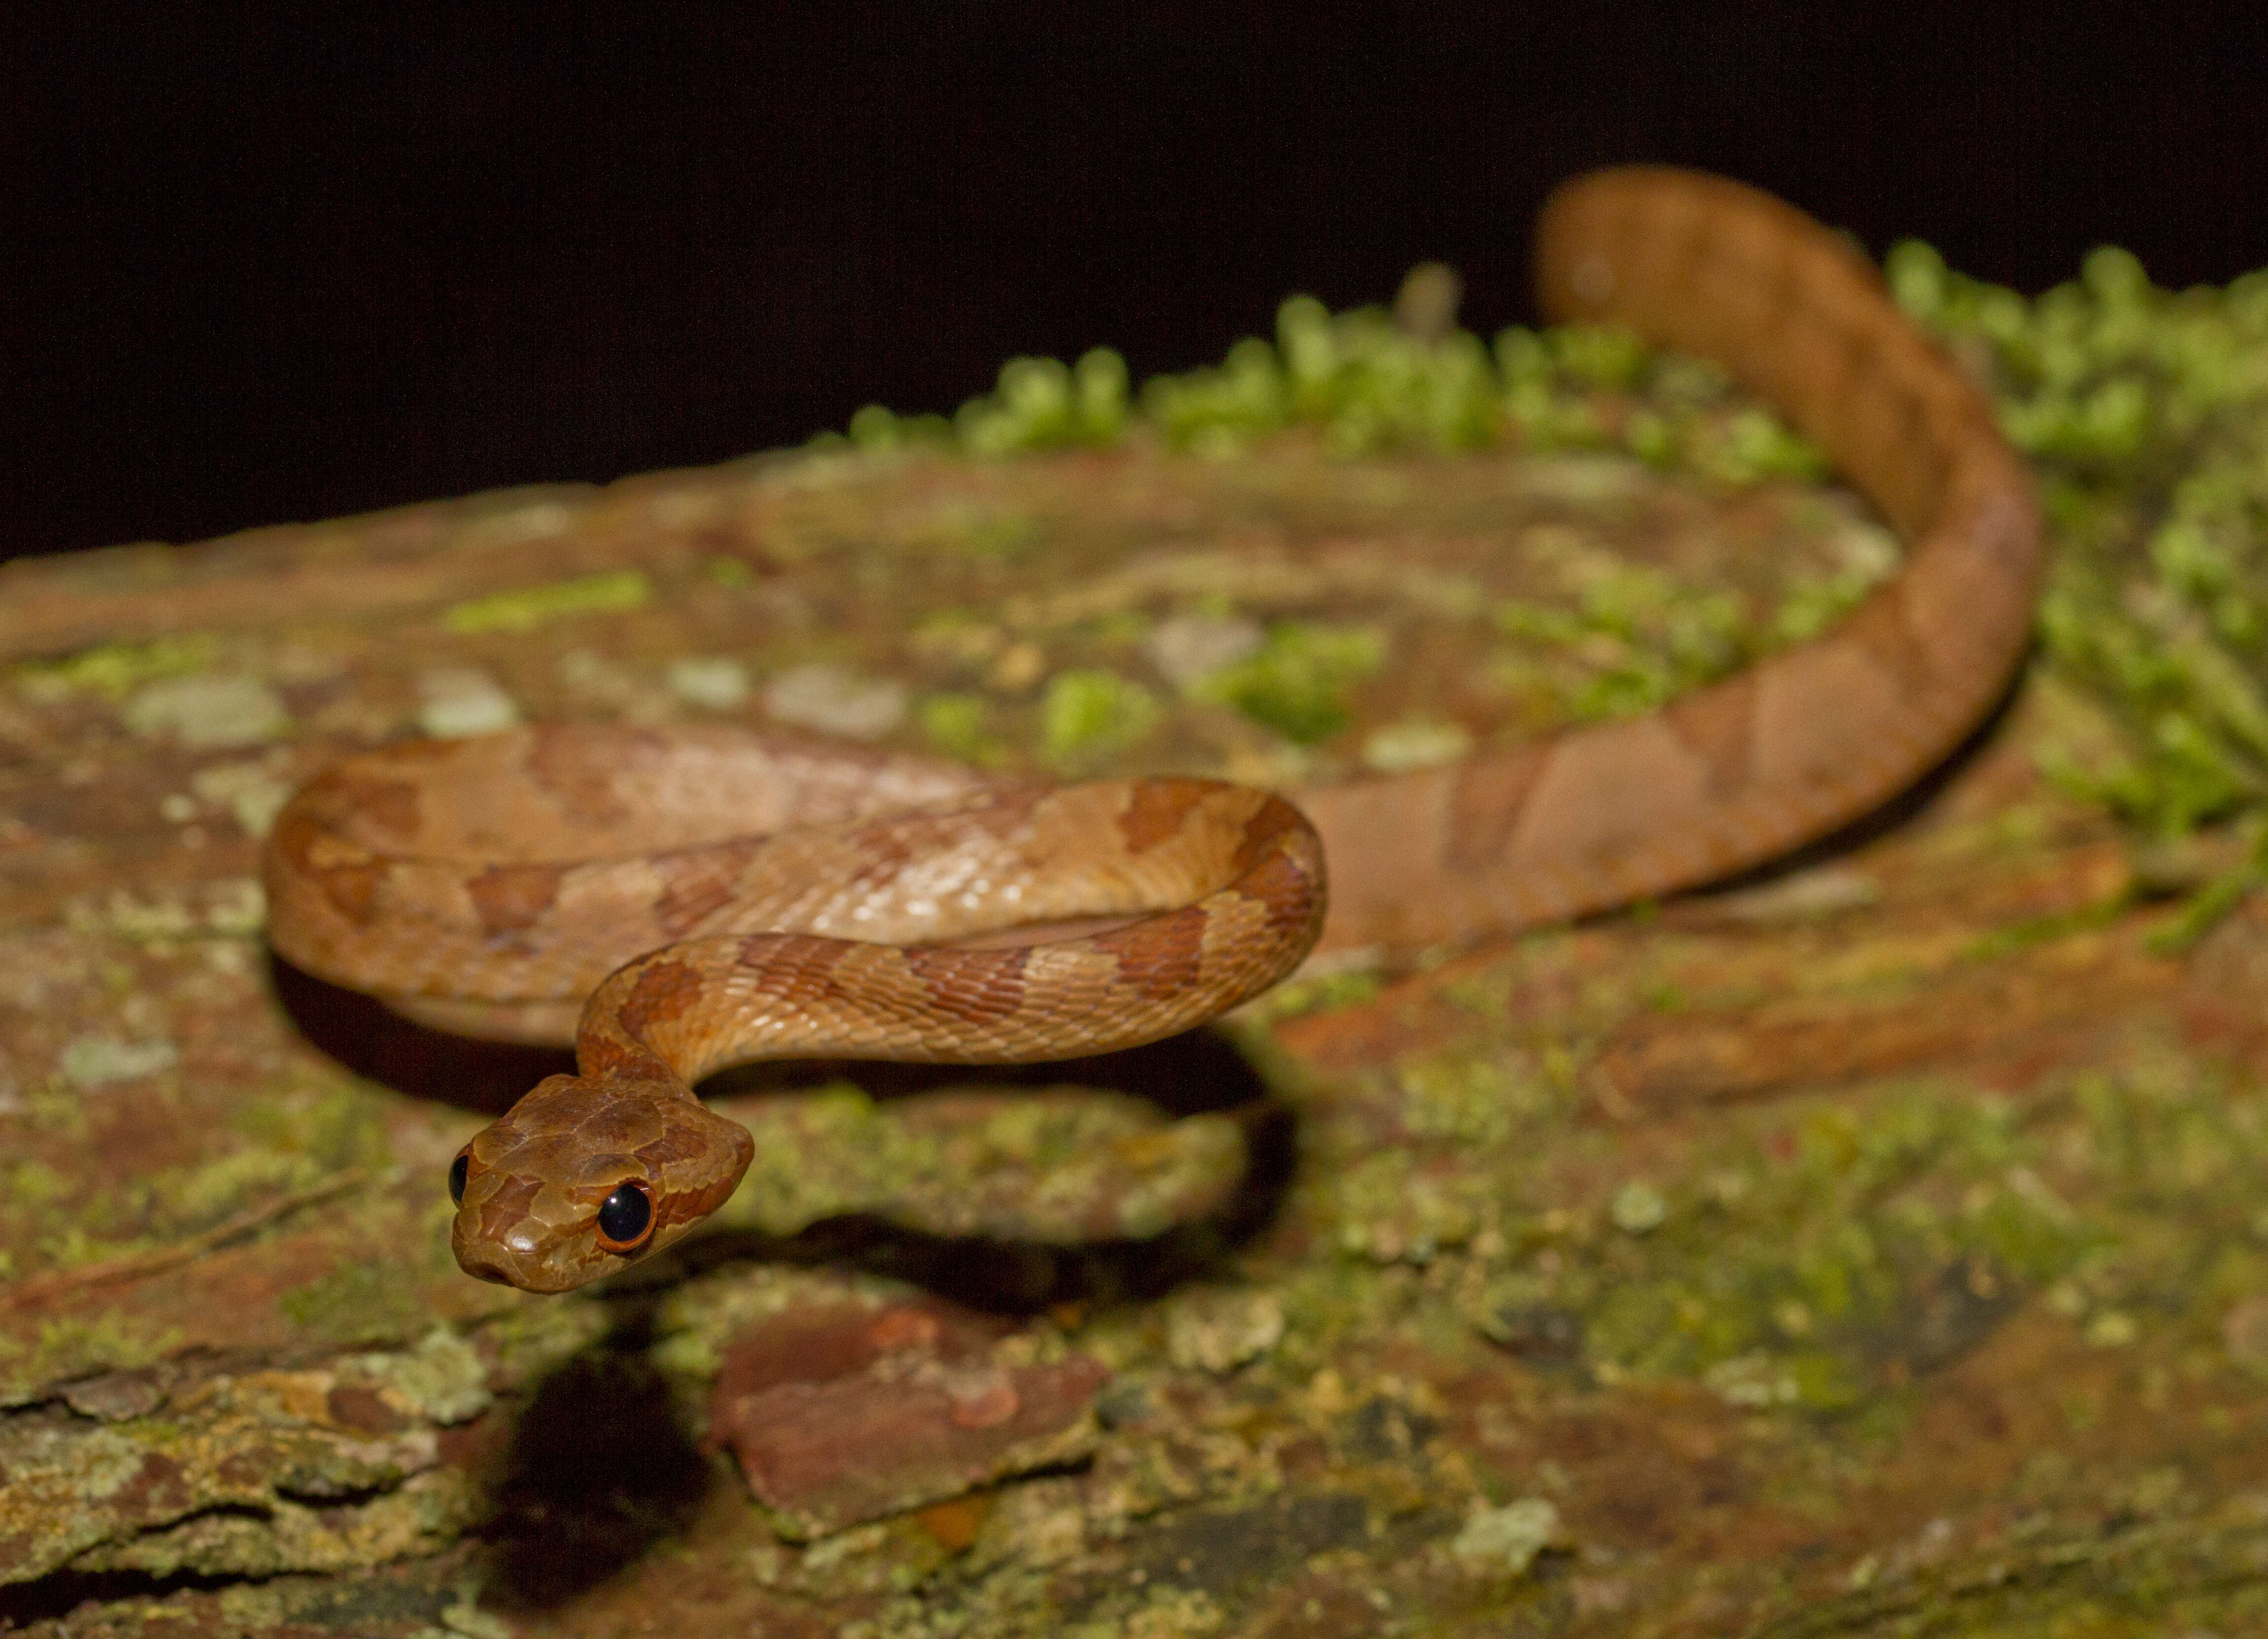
[6, 4, 2264, 563]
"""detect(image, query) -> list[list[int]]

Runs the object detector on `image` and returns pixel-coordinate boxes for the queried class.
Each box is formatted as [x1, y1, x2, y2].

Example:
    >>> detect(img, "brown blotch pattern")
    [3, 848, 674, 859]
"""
[1444, 744, 1549, 874]
[1659, 670, 1759, 801]
[467, 863, 569, 934]
[736, 935, 859, 1009]
[901, 946, 1035, 1027]
[265, 809, 326, 875]
[527, 726, 646, 826]
[633, 1124, 716, 1173]
[580, 1036, 672, 1081]
[1094, 912, 1204, 1004]
[315, 861, 388, 925]
[320, 772, 424, 844]
[1831, 580, 1935, 687]
[1114, 779, 1209, 854]
[653, 1135, 753, 1227]
[615, 958, 708, 1037]
[470, 1173, 540, 1242]
[653, 841, 762, 938]
[1226, 797, 1300, 875]
[1247, 851, 1327, 941]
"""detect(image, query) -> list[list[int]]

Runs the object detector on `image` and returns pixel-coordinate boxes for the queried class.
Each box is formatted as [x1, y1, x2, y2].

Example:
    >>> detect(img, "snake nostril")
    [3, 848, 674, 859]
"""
[447, 1152, 469, 1205]
[595, 1182, 654, 1252]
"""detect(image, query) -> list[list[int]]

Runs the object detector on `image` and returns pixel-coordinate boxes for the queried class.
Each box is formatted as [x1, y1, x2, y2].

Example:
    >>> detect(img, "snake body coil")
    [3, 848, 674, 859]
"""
[265, 168, 2042, 1293]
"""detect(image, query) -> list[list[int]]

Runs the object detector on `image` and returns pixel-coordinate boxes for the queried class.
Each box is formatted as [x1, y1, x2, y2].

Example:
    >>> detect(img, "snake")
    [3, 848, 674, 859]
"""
[262, 167, 2043, 1294]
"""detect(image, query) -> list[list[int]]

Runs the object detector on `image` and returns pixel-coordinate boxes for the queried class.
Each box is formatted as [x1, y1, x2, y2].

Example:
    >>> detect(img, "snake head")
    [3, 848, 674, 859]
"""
[447, 1072, 756, 1292]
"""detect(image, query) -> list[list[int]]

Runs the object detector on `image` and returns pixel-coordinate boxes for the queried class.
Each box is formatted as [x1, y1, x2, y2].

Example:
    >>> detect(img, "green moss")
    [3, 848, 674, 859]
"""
[860, 284, 1837, 474]
[1622, 408, 1676, 467]
[810, 242, 2268, 947]
[1408, 1037, 2268, 1424]
[1330, 1149, 1488, 1262]
[277, 1257, 437, 1348]
[1143, 335, 1290, 457]
[9, 1159, 70, 1207]
[1397, 1049, 1567, 1143]
[1200, 621, 1386, 744]
[1232, 966, 1386, 1025]
[1490, 566, 1759, 726]
[342, 1327, 493, 1425]
[917, 690, 998, 763]
[2146, 831, 2268, 953]
[479, 1290, 614, 1386]
[12, 632, 223, 701]
[1896, 235, 2268, 917]
[1489, 599, 1590, 648]
[1545, 323, 1645, 391]
[1144, 287, 1506, 454]
[1958, 895, 2134, 963]
[895, 499, 1044, 563]
[441, 568, 651, 634]
[954, 349, 1131, 455]
[1704, 406, 1830, 484]
[161, 1149, 326, 1226]
[1482, 1087, 2102, 1404]
[12, 1313, 185, 1396]
[37, 1222, 164, 1271]
[1040, 668, 1162, 768]
[846, 403, 956, 453]
[1770, 563, 1888, 645]
[226, 1083, 393, 1173]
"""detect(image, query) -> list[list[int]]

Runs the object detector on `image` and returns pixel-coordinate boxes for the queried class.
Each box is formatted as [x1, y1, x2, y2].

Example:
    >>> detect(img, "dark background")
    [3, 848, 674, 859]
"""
[6, 5, 2263, 564]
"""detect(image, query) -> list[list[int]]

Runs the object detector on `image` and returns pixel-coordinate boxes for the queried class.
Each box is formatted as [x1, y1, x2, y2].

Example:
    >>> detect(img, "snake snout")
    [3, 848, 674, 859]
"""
[448, 1203, 598, 1292]
[453, 1245, 523, 1287]
[447, 1212, 558, 1289]
[443, 1073, 756, 1293]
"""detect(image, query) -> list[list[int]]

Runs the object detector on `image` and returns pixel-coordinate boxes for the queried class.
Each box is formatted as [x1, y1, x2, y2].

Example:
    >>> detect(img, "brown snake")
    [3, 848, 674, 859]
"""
[263, 167, 2043, 1293]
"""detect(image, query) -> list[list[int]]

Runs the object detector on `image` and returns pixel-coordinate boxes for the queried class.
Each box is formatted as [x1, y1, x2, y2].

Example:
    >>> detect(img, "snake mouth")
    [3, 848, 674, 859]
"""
[455, 1252, 520, 1287]
[450, 1232, 588, 1292]
[448, 1228, 529, 1287]
[448, 1195, 594, 1292]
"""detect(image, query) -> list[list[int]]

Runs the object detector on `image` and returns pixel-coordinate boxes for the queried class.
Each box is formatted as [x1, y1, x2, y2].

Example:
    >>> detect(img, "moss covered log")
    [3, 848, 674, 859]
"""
[3, 241, 2268, 1636]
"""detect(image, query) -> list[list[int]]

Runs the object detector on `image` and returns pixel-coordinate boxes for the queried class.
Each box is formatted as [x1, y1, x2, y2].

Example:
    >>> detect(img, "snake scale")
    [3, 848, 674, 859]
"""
[263, 166, 2043, 1293]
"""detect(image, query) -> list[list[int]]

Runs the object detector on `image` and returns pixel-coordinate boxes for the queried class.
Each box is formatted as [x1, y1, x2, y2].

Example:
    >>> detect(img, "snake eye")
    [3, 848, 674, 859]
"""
[447, 1152, 469, 1206]
[595, 1182, 654, 1253]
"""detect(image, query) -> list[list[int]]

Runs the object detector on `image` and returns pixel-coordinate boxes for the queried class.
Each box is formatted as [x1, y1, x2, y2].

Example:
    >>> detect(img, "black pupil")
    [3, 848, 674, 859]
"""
[597, 1183, 652, 1247]
[447, 1154, 469, 1205]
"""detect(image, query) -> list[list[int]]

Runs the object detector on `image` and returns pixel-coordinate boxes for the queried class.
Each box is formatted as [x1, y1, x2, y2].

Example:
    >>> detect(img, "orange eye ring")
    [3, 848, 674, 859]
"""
[594, 1181, 655, 1253]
